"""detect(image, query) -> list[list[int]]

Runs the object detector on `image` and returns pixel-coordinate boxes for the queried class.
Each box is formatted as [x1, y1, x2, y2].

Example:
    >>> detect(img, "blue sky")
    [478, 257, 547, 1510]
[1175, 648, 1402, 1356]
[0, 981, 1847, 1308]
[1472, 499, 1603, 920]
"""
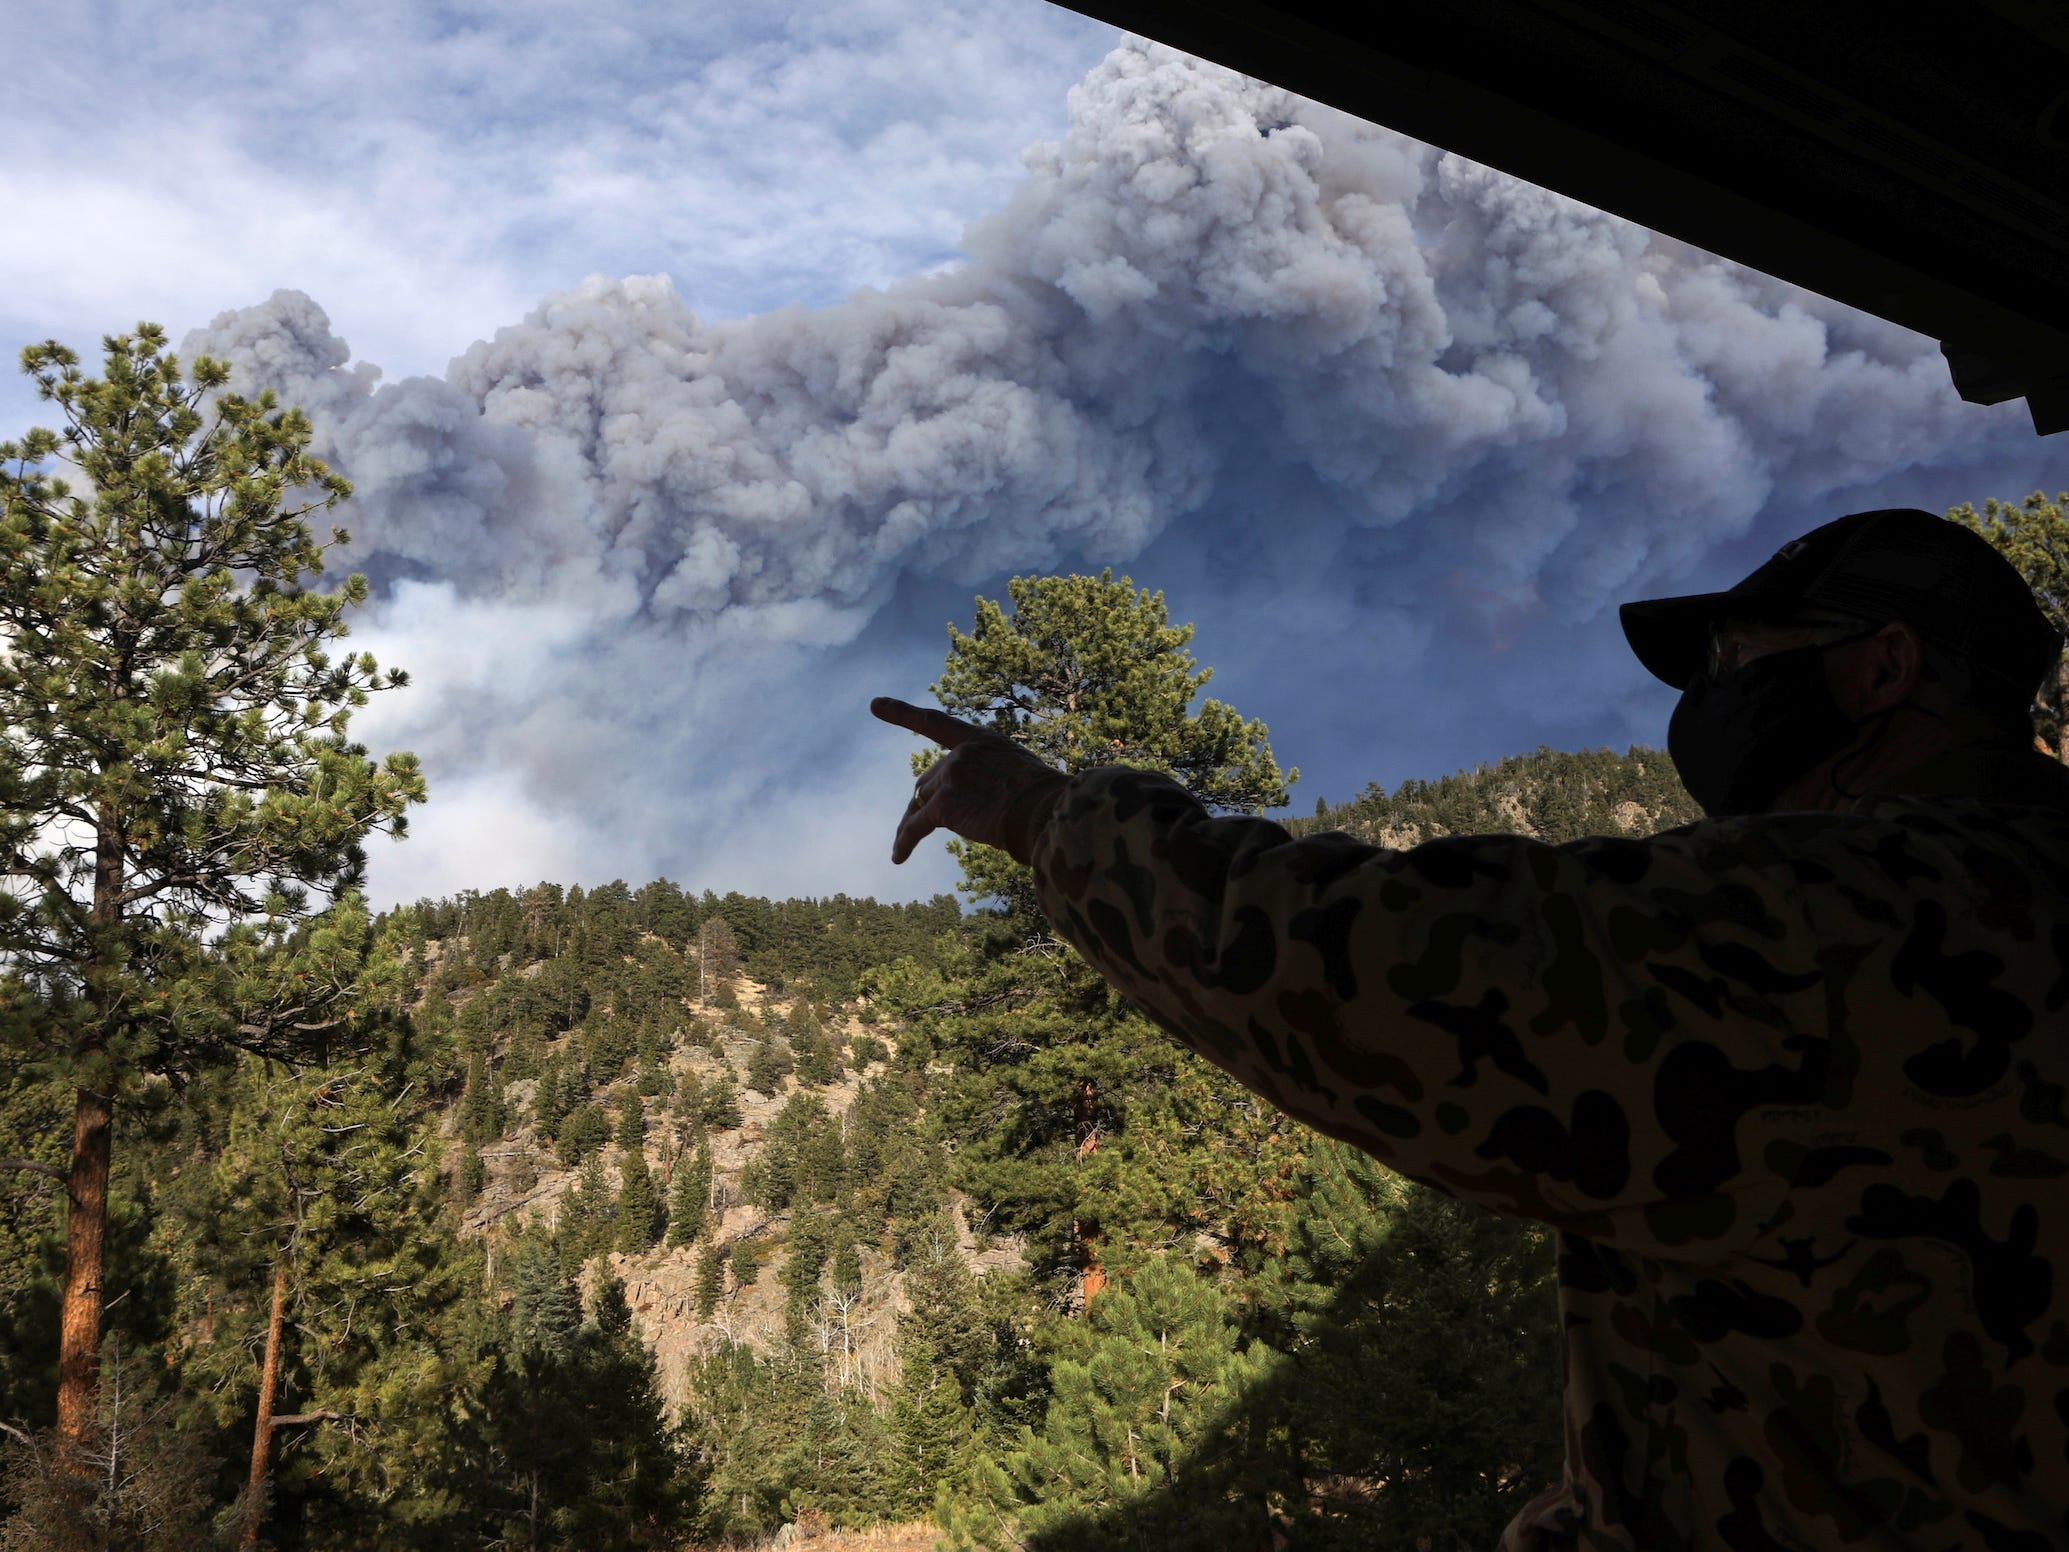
[5, 0, 2061, 908]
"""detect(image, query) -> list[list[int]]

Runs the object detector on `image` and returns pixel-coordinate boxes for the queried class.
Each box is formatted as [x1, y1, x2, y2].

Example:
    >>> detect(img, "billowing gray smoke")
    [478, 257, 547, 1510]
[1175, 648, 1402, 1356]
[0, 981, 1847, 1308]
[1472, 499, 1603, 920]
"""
[182, 39, 2042, 902]
[190, 38, 2015, 631]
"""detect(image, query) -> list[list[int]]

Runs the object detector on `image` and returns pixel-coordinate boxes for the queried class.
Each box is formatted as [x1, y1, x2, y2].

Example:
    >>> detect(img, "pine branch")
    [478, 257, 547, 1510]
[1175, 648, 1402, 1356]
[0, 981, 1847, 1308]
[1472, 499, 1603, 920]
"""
[268, 1409, 351, 1429]
[0, 1157, 68, 1183]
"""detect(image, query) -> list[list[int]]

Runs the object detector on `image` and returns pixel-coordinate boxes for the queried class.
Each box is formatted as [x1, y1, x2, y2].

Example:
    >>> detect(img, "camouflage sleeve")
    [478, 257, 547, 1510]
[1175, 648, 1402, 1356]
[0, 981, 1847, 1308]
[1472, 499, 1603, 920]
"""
[1028, 766, 1837, 1258]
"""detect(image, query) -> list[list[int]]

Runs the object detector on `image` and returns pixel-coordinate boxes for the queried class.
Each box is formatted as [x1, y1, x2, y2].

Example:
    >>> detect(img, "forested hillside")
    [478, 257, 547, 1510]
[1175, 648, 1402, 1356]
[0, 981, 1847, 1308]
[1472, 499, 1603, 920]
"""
[1288, 743, 1703, 845]
[0, 744, 1697, 1551]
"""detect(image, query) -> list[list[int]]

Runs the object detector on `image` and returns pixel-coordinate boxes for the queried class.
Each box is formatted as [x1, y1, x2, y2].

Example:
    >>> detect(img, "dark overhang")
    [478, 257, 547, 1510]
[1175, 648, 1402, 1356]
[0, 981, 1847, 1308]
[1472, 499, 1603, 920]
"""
[1058, 0, 2069, 434]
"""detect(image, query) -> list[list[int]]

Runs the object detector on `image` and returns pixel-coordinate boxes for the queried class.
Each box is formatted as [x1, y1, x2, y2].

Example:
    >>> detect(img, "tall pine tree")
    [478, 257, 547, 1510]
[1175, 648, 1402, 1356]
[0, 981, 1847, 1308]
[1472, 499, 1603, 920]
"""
[666, 1142, 711, 1249]
[946, 1255, 1271, 1551]
[898, 572, 1291, 1306]
[0, 327, 424, 1455]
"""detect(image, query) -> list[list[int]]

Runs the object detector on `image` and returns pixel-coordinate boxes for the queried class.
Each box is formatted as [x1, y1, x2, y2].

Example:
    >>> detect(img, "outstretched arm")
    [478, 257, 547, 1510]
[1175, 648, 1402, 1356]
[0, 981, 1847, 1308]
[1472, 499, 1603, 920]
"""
[872, 697, 1832, 1256]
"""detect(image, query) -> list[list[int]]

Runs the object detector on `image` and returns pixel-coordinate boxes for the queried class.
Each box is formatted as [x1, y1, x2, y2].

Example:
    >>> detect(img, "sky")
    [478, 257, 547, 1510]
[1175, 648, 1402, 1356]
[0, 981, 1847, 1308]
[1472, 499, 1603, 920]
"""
[5, 0, 2062, 910]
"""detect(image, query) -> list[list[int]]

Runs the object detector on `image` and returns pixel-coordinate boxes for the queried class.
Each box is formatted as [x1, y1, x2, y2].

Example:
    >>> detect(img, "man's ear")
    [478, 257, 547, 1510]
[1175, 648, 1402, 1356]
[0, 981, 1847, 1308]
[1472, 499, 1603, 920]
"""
[1855, 622, 1925, 714]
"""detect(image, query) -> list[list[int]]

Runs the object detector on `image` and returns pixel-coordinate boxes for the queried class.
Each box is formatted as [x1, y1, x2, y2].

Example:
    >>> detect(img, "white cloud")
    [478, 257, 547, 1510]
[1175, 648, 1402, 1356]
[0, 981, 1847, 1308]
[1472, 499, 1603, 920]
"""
[0, 0, 1119, 385]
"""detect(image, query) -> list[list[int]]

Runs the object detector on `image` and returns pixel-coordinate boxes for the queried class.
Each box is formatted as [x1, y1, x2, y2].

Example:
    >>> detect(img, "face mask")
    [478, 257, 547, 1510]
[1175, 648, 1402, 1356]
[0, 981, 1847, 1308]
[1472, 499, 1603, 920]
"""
[1668, 636, 1869, 817]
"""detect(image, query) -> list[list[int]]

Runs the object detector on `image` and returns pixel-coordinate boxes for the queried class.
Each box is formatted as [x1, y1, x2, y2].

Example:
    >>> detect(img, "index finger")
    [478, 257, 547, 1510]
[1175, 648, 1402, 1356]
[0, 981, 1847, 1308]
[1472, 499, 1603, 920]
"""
[871, 696, 979, 748]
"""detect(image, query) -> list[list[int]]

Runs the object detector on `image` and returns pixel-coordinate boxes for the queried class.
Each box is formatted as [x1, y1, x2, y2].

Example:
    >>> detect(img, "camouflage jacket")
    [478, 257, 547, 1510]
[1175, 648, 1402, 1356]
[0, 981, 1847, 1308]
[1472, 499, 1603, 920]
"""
[1027, 746, 2069, 1550]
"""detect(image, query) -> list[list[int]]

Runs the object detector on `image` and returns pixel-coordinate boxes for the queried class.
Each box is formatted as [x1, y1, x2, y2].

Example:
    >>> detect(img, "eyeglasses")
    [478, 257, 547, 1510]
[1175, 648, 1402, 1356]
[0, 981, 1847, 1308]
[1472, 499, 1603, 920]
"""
[1705, 616, 1872, 681]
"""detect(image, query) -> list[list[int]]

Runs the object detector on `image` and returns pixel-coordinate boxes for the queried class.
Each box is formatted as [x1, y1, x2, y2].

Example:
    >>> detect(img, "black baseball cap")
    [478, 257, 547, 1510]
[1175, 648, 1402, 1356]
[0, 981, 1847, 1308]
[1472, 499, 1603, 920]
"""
[1620, 508, 2061, 694]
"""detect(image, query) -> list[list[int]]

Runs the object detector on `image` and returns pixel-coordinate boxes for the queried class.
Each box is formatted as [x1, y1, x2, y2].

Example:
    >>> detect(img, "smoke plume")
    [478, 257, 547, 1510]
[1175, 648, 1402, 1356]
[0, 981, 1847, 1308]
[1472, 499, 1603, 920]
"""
[182, 39, 2045, 902]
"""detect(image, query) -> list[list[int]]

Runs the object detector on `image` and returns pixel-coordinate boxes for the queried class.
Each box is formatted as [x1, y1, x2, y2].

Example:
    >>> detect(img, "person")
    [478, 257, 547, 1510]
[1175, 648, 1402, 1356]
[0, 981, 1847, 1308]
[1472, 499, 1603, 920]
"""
[872, 507, 2069, 1551]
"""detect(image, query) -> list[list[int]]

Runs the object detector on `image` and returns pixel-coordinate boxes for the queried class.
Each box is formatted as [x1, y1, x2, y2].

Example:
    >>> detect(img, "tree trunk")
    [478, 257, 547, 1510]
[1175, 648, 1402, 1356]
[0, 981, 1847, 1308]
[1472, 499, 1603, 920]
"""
[55, 1080, 110, 1459]
[57, 807, 124, 1462]
[241, 1257, 292, 1552]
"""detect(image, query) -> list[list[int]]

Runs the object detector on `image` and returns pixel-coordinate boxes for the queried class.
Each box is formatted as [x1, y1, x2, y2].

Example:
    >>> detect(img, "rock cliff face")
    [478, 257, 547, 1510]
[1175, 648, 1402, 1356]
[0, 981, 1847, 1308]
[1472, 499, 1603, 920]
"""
[449, 972, 1016, 1415]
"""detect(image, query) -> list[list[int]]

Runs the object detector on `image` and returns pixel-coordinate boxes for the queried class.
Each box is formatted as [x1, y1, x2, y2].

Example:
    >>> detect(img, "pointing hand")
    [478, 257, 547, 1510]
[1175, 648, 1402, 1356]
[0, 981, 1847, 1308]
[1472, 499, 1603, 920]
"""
[871, 697, 1070, 865]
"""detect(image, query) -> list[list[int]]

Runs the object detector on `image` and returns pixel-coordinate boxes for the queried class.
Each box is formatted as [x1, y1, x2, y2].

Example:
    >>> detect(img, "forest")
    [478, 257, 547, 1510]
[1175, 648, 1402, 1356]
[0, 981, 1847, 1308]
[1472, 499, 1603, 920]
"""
[1, 743, 1708, 1550]
[4, 332, 2066, 1549]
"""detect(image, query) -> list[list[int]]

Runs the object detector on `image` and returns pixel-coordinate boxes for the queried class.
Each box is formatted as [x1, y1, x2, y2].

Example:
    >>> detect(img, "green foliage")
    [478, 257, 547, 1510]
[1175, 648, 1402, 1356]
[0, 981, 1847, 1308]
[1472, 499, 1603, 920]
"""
[743, 1093, 845, 1212]
[699, 1070, 743, 1131]
[635, 1052, 672, 1098]
[791, 1004, 839, 1085]
[694, 1242, 724, 1318]
[475, 1270, 687, 1550]
[888, 573, 1299, 1311]
[558, 1102, 609, 1166]
[1286, 743, 1699, 846]
[615, 1146, 664, 1253]
[666, 1142, 713, 1249]
[614, 1090, 647, 1150]
[563, 1156, 617, 1267]
[507, 1228, 580, 1350]
[929, 570, 1294, 905]
[164, 1055, 477, 1540]
[1947, 490, 2069, 756]
[947, 1256, 1273, 1550]
[0, 324, 425, 1442]
[0, 326, 425, 1079]
[683, 1341, 807, 1541]
[457, 1136, 485, 1201]
[1270, 1151, 1563, 1547]
[782, 1209, 829, 1329]
[745, 1034, 793, 1096]
[0, 1352, 223, 1552]
[729, 1237, 760, 1291]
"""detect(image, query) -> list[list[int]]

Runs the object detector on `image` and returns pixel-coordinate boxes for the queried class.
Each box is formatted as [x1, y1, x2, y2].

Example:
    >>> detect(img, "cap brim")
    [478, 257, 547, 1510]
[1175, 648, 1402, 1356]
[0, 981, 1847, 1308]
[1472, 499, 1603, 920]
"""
[1619, 593, 1736, 689]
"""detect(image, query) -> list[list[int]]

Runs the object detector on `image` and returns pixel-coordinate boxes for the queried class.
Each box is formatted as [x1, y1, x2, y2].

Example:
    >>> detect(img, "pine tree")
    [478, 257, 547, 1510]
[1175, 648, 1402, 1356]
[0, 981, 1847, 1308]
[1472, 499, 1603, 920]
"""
[666, 1142, 712, 1249]
[0, 327, 425, 1453]
[782, 1209, 828, 1329]
[534, 1057, 570, 1135]
[949, 1257, 1271, 1550]
[694, 1242, 724, 1318]
[482, 1268, 687, 1548]
[701, 1070, 743, 1131]
[565, 1156, 616, 1266]
[615, 1147, 663, 1253]
[898, 572, 1291, 1308]
[829, 1226, 863, 1303]
[791, 1005, 837, 1085]
[0, 1348, 221, 1552]
[1264, 1144, 1562, 1545]
[635, 1052, 672, 1098]
[169, 1059, 450, 1551]
[508, 1228, 580, 1349]
[558, 1103, 609, 1166]
[671, 1067, 707, 1139]
[729, 1238, 759, 1291]
[929, 569, 1293, 903]
[898, 1212, 992, 1404]
[745, 1036, 792, 1097]
[615, 1090, 647, 1150]
[890, 1355, 977, 1519]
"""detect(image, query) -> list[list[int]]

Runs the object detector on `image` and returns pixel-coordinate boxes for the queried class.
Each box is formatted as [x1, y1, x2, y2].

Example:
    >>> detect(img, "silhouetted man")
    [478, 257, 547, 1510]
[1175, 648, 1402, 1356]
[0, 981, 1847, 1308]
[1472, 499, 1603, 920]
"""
[875, 508, 2069, 1549]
